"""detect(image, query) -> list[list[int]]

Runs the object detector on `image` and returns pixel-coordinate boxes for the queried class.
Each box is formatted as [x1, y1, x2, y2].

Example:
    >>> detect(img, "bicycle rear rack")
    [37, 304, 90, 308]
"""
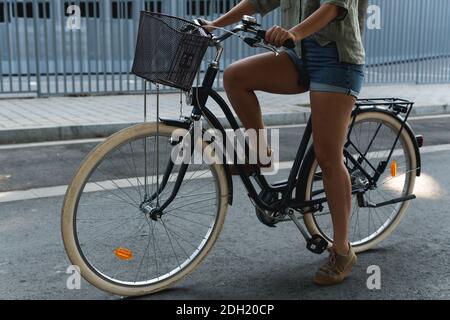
[355, 97, 414, 115]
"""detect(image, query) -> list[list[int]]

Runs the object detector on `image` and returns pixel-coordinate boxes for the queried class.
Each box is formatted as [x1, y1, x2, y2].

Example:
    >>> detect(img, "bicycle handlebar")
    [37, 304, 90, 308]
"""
[194, 17, 295, 54]
[253, 29, 296, 49]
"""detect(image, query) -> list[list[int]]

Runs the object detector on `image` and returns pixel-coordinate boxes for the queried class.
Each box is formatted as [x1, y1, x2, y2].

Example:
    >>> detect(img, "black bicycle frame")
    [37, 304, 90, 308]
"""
[154, 62, 418, 214]
[184, 63, 318, 213]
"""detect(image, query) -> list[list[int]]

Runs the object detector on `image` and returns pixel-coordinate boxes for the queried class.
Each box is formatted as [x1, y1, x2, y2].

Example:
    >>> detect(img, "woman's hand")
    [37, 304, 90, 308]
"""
[200, 19, 217, 33]
[265, 25, 297, 47]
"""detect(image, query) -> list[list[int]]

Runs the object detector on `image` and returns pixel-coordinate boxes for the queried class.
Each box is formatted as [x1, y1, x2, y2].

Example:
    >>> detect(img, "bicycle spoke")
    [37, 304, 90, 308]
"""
[115, 146, 144, 202]
[149, 218, 160, 279]
[128, 141, 145, 202]
[133, 225, 152, 283]
[163, 220, 206, 248]
[160, 220, 191, 259]
[164, 211, 215, 229]
[89, 182, 139, 208]
[91, 154, 143, 205]
[163, 195, 216, 213]
[159, 219, 181, 269]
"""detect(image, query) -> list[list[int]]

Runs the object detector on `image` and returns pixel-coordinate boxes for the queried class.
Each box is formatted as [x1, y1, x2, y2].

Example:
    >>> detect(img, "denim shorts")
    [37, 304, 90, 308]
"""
[284, 37, 365, 98]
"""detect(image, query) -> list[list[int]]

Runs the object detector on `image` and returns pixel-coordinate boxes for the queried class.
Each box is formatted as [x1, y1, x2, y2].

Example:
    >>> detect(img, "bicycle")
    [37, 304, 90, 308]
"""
[61, 12, 423, 296]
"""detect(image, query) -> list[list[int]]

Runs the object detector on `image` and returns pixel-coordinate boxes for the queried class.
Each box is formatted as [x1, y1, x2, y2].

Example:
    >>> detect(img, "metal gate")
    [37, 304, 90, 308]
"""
[0, 0, 449, 97]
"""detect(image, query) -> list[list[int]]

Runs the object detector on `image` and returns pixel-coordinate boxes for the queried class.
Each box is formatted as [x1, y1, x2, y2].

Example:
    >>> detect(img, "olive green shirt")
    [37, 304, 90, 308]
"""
[248, 0, 368, 64]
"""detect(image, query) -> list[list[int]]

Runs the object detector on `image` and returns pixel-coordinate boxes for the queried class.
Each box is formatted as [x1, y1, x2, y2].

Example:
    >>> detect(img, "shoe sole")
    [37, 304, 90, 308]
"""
[313, 255, 357, 286]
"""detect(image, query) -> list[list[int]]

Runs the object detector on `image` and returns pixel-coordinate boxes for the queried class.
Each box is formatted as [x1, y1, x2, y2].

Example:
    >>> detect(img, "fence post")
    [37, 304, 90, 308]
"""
[32, 0, 42, 96]
[415, 0, 424, 84]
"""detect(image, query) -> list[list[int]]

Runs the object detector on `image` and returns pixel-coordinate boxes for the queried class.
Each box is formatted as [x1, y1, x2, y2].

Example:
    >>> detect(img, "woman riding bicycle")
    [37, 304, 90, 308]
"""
[202, 0, 369, 285]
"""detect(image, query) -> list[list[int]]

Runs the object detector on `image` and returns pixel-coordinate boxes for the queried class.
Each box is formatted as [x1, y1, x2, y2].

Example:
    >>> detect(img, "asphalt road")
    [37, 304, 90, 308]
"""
[0, 115, 449, 299]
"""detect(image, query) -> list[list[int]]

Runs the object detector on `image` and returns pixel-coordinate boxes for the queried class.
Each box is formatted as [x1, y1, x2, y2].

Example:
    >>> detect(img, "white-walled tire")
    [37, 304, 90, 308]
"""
[62, 123, 229, 296]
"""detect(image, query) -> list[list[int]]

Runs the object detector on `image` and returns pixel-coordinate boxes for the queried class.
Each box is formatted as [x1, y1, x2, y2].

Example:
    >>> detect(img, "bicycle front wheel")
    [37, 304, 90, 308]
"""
[62, 123, 229, 296]
[301, 110, 418, 253]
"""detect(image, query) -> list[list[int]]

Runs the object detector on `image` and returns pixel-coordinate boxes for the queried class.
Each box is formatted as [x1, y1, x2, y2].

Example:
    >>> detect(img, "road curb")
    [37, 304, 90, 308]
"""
[0, 104, 448, 144]
[0, 123, 138, 144]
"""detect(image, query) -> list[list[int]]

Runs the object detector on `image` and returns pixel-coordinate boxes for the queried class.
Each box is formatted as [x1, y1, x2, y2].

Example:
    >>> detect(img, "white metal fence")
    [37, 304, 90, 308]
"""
[0, 0, 449, 96]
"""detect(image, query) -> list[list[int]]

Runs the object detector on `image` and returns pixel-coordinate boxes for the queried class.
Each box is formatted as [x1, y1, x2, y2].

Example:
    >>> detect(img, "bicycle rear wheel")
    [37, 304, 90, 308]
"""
[301, 110, 417, 253]
[62, 123, 229, 296]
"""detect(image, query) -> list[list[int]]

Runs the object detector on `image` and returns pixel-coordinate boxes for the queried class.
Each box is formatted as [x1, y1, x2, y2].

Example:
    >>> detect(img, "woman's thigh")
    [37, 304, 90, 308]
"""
[310, 91, 355, 163]
[224, 51, 308, 95]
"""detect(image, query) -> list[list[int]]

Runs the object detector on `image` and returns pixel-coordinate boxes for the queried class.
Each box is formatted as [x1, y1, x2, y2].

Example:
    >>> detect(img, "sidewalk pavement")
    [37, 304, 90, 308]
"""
[0, 83, 449, 144]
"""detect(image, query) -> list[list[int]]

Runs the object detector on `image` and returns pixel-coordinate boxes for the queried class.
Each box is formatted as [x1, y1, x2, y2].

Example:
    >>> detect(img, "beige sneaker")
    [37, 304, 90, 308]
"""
[313, 244, 357, 286]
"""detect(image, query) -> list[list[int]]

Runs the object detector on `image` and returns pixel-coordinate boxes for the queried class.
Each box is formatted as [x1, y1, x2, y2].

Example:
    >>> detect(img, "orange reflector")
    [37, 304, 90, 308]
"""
[390, 160, 397, 177]
[115, 247, 133, 261]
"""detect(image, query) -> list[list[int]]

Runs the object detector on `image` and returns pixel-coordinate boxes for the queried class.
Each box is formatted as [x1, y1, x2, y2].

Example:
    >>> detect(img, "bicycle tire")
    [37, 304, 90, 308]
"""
[61, 122, 229, 296]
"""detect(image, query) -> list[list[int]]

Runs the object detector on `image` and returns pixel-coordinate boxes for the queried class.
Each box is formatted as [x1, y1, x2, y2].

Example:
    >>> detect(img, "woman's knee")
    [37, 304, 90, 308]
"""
[224, 62, 249, 91]
[314, 146, 344, 174]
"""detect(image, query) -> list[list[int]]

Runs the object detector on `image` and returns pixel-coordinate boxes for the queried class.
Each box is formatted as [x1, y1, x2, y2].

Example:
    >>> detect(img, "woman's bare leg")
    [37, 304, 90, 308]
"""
[223, 52, 308, 155]
[309, 91, 355, 255]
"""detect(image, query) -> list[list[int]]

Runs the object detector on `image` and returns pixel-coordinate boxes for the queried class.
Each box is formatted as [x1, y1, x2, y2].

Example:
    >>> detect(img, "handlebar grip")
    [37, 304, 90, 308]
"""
[194, 18, 207, 26]
[282, 38, 296, 49]
[258, 30, 296, 49]
[193, 18, 213, 36]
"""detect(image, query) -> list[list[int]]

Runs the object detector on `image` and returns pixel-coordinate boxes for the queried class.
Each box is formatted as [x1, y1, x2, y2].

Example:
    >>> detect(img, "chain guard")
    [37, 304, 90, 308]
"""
[254, 191, 283, 227]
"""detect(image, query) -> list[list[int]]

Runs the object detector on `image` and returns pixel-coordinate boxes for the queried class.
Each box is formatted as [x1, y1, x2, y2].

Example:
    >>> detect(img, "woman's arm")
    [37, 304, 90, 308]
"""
[211, 0, 257, 28]
[199, 0, 256, 32]
[289, 4, 345, 41]
[203, 0, 279, 32]
[266, 4, 344, 47]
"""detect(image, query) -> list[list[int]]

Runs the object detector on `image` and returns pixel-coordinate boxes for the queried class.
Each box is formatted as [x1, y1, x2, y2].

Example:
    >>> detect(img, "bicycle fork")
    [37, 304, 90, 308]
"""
[140, 126, 194, 221]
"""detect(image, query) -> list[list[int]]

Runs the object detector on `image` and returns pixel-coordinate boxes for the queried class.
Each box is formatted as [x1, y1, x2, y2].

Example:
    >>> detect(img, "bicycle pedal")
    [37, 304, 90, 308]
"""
[306, 234, 328, 254]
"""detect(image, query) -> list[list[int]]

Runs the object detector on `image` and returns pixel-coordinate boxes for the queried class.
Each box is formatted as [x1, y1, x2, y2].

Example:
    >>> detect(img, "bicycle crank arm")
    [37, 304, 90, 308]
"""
[287, 210, 310, 239]
[287, 210, 328, 254]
